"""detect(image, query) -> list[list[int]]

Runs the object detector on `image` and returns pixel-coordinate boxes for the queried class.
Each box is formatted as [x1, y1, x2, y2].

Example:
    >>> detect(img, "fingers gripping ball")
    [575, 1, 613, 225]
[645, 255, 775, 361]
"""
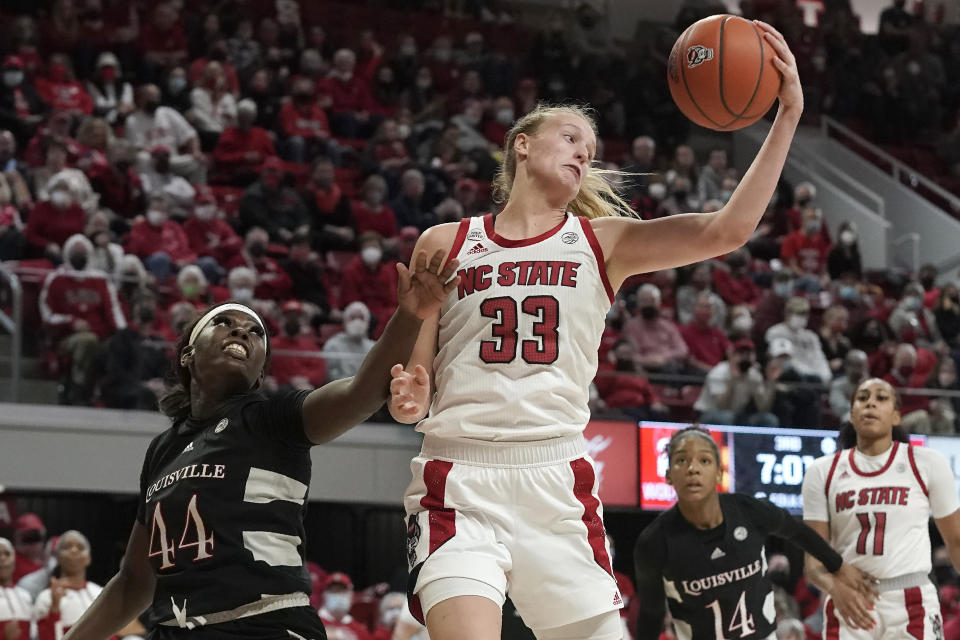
[667, 14, 780, 131]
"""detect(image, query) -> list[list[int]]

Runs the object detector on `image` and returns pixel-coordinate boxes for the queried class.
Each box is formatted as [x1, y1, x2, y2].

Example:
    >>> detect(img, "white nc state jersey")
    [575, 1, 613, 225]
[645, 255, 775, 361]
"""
[418, 213, 614, 442]
[802, 442, 959, 578]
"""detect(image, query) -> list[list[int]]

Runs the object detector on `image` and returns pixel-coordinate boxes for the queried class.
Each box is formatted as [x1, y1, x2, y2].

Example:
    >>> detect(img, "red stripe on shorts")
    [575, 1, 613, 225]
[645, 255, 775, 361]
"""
[420, 460, 456, 553]
[570, 458, 613, 576]
[824, 599, 840, 640]
[905, 586, 925, 639]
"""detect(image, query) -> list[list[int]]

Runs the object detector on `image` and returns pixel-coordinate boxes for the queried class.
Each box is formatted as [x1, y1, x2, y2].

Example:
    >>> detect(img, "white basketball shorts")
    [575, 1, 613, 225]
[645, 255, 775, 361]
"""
[823, 582, 942, 640]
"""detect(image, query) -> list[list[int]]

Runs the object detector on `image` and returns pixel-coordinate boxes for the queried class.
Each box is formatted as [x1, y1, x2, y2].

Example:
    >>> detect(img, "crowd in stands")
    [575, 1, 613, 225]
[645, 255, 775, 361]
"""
[0, 0, 957, 435]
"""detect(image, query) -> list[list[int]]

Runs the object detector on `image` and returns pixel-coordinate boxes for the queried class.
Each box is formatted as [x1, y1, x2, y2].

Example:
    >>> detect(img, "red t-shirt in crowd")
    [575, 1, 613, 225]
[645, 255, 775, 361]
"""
[339, 256, 398, 337]
[182, 217, 244, 266]
[680, 322, 731, 368]
[24, 201, 86, 251]
[279, 101, 330, 140]
[593, 362, 660, 409]
[125, 219, 196, 264]
[325, 74, 376, 114]
[212, 126, 276, 172]
[350, 201, 398, 239]
[781, 231, 831, 275]
[269, 334, 327, 387]
[712, 268, 760, 306]
[39, 268, 127, 339]
[225, 253, 294, 301]
[35, 79, 93, 114]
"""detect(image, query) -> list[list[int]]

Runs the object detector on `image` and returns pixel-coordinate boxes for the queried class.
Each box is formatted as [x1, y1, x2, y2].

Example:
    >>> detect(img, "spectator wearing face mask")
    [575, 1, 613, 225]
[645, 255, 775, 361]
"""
[140, 3, 189, 71]
[927, 357, 960, 435]
[675, 263, 726, 328]
[621, 283, 688, 375]
[713, 248, 760, 307]
[281, 233, 330, 319]
[826, 221, 862, 280]
[187, 60, 237, 147]
[319, 572, 371, 640]
[390, 168, 436, 233]
[829, 349, 869, 422]
[889, 281, 942, 348]
[173, 264, 219, 309]
[226, 227, 294, 301]
[696, 149, 728, 205]
[694, 339, 778, 426]
[34, 54, 92, 118]
[351, 174, 399, 240]
[115, 254, 153, 314]
[139, 145, 196, 218]
[0, 55, 48, 145]
[681, 292, 731, 375]
[592, 338, 670, 422]
[883, 343, 933, 432]
[163, 67, 192, 113]
[125, 194, 197, 282]
[83, 210, 124, 277]
[753, 270, 794, 343]
[727, 305, 755, 341]
[89, 140, 145, 221]
[484, 96, 515, 146]
[371, 591, 407, 640]
[126, 84, 205, 184]
[100, 293, 170, 409]
[785, 181, 830, 242]
[86, 52, 134, 125]
[0, 537, 32, 640]
[301, 156, 354, 251]
[781, 207, 831, 293]
[32, 133, 98, 214]
[238, 156, 310, 242]
[187, 40, 240, 96]
[450, 99, 495, 154]
[183, 186, 243, 266]
[11, 513, 47, 583]
[322, 301, 375, 382]
[212, 99, 276, 186]
[24, 183, 86, 262]
[765, 296, 832, 384]
[340, 232, 398, 338]
[267, 299, 327, 391]
[40, 234, 126, 403]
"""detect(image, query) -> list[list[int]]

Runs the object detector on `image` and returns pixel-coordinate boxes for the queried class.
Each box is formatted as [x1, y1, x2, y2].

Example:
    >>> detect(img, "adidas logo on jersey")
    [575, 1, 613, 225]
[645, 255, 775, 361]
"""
[182, 442, 194, 454]
[466, 243, 488, 255]
[839, 470, 850, 479]
[613, 591, 622, 606]
[710, 547, 726, 560]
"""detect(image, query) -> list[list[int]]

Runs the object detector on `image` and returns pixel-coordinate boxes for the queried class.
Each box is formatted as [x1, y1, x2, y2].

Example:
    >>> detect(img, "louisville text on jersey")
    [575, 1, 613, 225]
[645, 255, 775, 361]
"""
[681, 558, 762, 597]
[457, 260, 582, 300]
[145, 464, 227, 501]
[835, 486, 910, 512]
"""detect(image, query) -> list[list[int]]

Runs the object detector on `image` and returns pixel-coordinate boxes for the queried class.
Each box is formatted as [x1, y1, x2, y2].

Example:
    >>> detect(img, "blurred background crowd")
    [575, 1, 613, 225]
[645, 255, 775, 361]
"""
[2, 0, 960, 638]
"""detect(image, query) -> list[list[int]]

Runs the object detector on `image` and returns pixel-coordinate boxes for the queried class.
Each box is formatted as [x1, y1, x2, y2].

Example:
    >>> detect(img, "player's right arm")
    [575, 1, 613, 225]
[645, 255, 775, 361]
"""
[61, 521, 155, 640]
[633, 523, 669, 640]
[388, 223, 460, 424]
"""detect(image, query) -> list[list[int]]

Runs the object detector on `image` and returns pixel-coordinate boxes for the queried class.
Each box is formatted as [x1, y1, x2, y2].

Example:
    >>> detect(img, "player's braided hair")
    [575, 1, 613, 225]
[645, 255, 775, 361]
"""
[159, 303, 271, 421]
[492, 102, 637, 220]
[665, 425, 721, 468]
[836, 378, 909, 449]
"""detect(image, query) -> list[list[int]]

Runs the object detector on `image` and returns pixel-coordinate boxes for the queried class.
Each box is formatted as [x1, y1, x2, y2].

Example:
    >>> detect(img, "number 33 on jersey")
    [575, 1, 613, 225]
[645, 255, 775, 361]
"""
[418, 213, 614, 442]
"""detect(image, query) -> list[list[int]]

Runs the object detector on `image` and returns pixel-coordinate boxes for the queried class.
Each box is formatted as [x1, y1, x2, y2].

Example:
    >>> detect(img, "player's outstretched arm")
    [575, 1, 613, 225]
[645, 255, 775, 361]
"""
[591, 21, 802, 285]
[802, 519, 877, 631]
[388, 312, 438, 424]
[300, 249, 459, 444]
[61, 522, 155, 640]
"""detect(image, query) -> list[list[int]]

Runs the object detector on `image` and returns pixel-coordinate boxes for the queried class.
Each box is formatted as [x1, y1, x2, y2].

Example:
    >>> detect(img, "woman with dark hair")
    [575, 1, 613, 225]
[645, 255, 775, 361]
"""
[633, 426, 874, 639]
[803, 378, 960, 638]
[59, 249, 459, 640]
[34, 531, 100, 640]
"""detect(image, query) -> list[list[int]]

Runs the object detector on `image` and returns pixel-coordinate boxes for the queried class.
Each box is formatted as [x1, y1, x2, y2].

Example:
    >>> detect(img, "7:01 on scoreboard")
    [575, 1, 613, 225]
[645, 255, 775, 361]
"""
[754, 453, 816, 486]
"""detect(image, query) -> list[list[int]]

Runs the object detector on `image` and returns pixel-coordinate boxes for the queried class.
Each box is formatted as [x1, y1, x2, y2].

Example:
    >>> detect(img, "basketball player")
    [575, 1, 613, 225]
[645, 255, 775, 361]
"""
[633, 427, 876, 640]
[0, 538, 33, 640]
[388, 20, 802, 640]
[803, 378, 960, 639]
[58, 249, 459, 640]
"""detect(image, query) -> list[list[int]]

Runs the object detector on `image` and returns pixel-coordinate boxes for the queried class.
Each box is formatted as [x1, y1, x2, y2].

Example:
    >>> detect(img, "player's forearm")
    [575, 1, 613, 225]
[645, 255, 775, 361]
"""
[63, 568, 153, 640]
[350, 309, 423, 409]
[803, 553, 836, 595]
[716, 107, 800, 244]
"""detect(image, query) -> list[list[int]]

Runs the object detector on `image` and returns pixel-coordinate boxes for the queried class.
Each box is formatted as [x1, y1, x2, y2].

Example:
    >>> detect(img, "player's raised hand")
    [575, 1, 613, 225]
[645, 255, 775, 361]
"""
[829, 563, 877, 630]
[389, 364, 430, 423]
[396, 249, 460, 320]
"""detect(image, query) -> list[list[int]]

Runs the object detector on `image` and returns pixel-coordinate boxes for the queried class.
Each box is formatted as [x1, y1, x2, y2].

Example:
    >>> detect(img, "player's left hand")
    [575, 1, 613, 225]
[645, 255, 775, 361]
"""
[753, 20, 803, 115]
[396, 249, 460, 320]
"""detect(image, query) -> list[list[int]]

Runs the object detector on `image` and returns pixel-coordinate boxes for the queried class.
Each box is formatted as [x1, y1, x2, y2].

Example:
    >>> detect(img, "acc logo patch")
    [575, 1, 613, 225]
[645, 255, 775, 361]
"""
[561, 232, 579, 244]
[686, 45, 714, 68]
[733, 526, 748, 541]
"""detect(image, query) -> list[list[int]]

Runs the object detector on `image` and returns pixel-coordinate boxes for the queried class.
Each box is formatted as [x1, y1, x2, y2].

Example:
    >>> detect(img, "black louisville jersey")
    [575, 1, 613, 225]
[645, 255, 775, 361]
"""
[137, 390, 318, 634]
[634, 494, 797, 640]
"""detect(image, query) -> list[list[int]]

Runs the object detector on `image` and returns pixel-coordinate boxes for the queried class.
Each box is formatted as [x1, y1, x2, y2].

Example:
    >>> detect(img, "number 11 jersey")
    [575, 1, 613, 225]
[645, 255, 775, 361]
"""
[801, 442, 958, 578]
[419, 213, 614, 442]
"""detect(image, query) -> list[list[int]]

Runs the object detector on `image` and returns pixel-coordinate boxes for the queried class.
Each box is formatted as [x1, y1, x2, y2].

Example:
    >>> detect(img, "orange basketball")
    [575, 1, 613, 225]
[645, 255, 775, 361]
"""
[667, 14, 781, 131]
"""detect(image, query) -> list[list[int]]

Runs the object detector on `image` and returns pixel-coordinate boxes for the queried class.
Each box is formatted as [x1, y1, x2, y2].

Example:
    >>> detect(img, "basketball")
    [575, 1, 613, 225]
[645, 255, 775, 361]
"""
[667, 14, 781, 131]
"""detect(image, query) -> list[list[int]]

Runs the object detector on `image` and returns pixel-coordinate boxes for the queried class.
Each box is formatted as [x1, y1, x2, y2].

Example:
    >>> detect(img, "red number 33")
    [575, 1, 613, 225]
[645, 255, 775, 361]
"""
[479, 296, 559, 364]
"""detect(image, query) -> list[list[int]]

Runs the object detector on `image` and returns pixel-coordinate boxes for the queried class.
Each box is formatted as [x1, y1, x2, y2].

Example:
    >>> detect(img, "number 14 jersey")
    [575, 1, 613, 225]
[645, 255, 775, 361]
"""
[802, 442, 958, 578]
[418, 213, 614, 442]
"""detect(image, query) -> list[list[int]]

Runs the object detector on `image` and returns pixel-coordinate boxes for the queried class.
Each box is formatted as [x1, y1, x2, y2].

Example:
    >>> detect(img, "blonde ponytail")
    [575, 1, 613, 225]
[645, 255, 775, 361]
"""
[492, 103, 638, 219]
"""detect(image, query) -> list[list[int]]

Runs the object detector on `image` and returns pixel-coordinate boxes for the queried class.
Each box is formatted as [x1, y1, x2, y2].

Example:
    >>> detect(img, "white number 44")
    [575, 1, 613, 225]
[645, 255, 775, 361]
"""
[148, 495, 214, 570]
